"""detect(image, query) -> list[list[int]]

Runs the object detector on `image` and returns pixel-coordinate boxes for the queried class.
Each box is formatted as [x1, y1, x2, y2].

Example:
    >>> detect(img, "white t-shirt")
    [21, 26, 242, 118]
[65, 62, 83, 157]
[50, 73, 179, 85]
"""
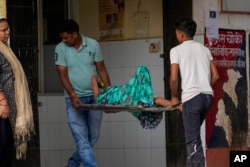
[170, 40, 214, 103]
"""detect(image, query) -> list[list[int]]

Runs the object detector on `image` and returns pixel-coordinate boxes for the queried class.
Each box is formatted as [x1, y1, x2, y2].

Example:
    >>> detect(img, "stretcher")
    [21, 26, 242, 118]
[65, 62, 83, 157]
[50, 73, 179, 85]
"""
[78, 104, 175, 112]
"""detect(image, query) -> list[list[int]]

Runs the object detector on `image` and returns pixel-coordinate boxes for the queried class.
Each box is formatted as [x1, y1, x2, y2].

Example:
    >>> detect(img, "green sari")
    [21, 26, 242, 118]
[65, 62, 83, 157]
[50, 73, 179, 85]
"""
[97, 65, 163, 130]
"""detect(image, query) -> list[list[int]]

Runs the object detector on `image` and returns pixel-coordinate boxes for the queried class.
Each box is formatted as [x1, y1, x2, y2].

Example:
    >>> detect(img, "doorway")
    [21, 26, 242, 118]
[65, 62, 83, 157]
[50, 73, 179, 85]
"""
[162, 0, 192, 166]
[7, 0, 40, 166]
[39, 0, 68, 93]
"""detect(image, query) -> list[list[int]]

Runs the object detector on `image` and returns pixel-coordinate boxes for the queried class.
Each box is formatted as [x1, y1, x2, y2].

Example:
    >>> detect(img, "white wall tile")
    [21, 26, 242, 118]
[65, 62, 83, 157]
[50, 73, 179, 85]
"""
[153, 91, 165, 97]
[39, 123, 49, 150]
[122, 40, 136, 67]
[110, 122, 124, 148]
[40, 151, 49, 167]
[149, 52, 163, 66]
[123, 111, 138, 121]
[149, 66, 164, 94]
[135, 39, 150, 66]
[106, 41, 122, 68]
[49, 151, 61, 167]
[138, 128, 152, 148]
[151, 120, 166, 148]
[99, 42, 109, 60]
[97, 149, 111, 167]
[47, 96, 60, 123]
[152, 148, 166, 167]
[38, 96, 48, 123]
[138, 149, 151, 167]
[102, 112, 111, 121]
[98, 122, 111, 148]
[124, 149, 138, 167]
[124, 122, 138, 148]
[48, 124, 61, 150]
[58, 96, 67, 123]
[194, 35, 205, 44]
[108, 67, 123, 85]
[110, 149, 124, 167]
[93, 149, 98, 162]
[61, 150, 75, 167]
[60, 123, 75, 149]
[121, 66, 136, 83]
[137, 119, 145, 130]
[110, 111, 123, 121]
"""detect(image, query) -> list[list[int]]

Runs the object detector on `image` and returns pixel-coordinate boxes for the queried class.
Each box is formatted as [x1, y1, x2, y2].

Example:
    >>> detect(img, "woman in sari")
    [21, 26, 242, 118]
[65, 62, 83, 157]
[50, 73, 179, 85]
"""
[91, 65, 180, 129]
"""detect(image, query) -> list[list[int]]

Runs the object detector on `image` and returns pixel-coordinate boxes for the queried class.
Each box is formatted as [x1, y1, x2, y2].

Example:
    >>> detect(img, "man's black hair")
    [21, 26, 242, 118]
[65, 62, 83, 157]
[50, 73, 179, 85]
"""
[175, 18, 197, 38]
[58, 19, 79, 34]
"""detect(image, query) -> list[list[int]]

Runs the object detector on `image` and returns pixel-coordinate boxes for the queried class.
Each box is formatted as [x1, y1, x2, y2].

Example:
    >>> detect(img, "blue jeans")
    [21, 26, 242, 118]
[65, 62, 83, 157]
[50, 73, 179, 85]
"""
[182, 93, 213, 167]
[66, 96, 103, 167]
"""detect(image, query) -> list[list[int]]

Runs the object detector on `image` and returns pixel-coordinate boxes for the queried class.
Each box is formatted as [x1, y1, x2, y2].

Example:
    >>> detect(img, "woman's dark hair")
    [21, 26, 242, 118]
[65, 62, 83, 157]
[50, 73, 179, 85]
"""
[58, 19, 79, 34]
[175, 18, 197, 38]
[0, 18, 8, 23]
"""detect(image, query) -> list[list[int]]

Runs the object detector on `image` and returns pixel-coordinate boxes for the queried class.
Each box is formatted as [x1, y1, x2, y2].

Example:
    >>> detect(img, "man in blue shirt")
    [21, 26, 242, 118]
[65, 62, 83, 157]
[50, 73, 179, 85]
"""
[55, 19, 111, 167]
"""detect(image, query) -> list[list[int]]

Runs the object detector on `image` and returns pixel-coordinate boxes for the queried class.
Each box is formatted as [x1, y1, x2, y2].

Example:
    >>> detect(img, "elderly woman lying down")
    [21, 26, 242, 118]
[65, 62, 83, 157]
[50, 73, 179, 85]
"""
[90, 65, 181, 130]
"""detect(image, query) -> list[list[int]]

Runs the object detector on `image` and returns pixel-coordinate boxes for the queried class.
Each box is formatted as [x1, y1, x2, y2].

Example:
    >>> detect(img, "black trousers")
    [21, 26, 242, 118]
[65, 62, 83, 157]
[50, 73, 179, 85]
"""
[0, 118, 14, 167]
[182, 94, 213, 167]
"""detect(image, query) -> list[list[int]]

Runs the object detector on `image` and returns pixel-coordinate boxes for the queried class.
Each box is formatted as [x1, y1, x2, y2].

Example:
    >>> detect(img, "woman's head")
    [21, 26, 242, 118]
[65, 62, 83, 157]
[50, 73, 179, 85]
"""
[0, 18, 10, 44]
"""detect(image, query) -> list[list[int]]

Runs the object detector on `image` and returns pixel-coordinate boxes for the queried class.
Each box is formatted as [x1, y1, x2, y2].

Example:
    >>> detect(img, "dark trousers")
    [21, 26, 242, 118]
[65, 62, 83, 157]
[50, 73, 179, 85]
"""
[0, 118, 14, 167]
[182, 93, 213, 167]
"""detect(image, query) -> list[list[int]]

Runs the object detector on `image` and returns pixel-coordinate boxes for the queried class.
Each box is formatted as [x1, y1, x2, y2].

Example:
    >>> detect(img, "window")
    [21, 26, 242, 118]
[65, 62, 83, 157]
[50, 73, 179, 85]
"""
[43, 0, 68, 44]
[39, 0, 76, 92]
[221, 0, 250, 14]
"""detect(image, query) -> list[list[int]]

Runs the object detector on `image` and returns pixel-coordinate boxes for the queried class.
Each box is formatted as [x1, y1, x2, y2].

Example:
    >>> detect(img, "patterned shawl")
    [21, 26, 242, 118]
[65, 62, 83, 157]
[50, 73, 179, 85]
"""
[0, 41, 34, 159]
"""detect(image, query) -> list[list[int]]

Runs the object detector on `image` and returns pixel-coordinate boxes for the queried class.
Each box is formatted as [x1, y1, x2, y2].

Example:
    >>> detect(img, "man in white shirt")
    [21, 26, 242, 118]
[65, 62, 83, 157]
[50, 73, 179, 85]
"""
[169, 18, 219, 167]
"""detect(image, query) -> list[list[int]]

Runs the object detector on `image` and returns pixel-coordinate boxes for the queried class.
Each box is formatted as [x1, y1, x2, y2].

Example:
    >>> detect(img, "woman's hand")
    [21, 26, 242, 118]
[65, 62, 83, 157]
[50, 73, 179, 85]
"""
[0, 97, 10, 119]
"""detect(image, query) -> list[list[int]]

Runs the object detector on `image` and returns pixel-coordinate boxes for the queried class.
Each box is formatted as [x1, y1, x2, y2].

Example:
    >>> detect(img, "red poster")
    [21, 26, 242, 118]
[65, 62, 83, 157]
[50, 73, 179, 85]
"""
[205, 29, 248, 148]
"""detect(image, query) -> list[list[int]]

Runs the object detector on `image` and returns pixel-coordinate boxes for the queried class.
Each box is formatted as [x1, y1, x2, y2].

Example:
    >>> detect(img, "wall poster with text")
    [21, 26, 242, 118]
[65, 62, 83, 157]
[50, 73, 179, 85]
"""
[99, 0, 125, 41]
[205, 29, 249, 148]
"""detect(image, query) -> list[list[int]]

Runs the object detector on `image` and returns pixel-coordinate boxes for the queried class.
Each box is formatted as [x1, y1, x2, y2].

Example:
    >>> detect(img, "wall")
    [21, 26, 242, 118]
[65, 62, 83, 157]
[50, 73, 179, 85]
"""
[77, 0, 250, 39]
[194, 0, 250, 166]
[77, 0, 163, 40]
[194, 0, 250, 33]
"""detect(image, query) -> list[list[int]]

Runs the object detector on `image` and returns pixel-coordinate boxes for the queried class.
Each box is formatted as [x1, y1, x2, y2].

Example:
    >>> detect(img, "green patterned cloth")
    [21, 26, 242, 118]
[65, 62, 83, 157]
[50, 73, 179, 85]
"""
[97, 65, 163, 130]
